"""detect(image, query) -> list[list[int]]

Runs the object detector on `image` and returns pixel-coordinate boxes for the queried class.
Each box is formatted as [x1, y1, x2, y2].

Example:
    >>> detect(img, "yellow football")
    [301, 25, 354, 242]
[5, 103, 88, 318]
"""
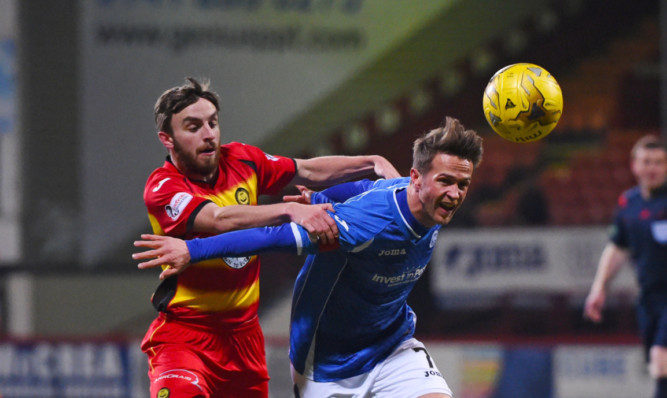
[482, 63, 563, 143]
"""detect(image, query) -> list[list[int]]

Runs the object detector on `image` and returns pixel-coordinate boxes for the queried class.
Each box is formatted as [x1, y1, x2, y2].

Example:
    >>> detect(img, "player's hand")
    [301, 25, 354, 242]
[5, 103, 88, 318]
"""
[372, 155, 401, 179]
[132, 234, 192, 280]
[287, 202, 339, 245]
[283, 185, 314, 204]
[583, 290, 605, 323]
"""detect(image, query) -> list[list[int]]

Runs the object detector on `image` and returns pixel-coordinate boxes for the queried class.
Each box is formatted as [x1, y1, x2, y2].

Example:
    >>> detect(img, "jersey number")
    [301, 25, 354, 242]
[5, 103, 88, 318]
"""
[413, 347, 442, 378]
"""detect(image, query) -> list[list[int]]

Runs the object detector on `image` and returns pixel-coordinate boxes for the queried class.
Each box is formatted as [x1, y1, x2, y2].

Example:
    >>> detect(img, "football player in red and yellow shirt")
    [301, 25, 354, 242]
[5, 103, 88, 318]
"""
[141, 78, 399, 398]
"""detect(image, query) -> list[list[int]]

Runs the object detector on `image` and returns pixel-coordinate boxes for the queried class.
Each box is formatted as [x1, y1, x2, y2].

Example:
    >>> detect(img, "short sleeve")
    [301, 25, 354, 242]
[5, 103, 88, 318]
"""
[144, 171, 210, 238]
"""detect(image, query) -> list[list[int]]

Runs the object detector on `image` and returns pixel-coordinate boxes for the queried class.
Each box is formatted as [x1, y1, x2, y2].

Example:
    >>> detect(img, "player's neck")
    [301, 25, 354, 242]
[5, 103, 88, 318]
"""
[170, 156, 218, 184]
[406, 186, 436, 228]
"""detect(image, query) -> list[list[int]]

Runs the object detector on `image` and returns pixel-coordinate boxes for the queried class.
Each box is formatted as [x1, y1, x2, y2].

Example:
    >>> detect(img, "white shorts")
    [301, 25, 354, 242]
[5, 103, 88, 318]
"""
[291, 338, 453, 398]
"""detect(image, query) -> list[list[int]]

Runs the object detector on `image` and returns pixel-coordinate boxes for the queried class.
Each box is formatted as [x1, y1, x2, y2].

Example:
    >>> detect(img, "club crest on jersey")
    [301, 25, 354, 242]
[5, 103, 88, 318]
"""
[224, 256, 251, 269]
[429, 231, 439, 248]
[165, 192, 193, 221]
[157, 388, 170, 398]
[235, 188, 250, 205]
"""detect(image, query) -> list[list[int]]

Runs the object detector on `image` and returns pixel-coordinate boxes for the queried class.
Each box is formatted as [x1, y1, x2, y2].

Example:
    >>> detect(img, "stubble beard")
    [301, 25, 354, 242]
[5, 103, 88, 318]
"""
[173, 140, 219, 179]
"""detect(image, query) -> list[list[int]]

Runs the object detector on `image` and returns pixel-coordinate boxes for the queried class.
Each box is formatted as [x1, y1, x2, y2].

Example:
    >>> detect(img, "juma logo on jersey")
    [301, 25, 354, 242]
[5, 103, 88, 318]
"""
[378, 248, 407, 256]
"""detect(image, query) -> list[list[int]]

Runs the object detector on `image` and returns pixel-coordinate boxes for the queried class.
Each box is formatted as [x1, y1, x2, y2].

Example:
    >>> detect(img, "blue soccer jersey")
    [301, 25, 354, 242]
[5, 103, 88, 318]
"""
[611, 185, 667, 295]
[290, 182, 440, 381]
[186, 177, 438, 381]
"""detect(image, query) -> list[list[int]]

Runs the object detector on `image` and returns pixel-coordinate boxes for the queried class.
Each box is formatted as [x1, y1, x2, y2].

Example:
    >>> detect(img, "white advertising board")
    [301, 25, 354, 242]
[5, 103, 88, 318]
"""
[0, 340, 147, 398]
[431, 227, 638, 296]
[553, 345, 652, 398]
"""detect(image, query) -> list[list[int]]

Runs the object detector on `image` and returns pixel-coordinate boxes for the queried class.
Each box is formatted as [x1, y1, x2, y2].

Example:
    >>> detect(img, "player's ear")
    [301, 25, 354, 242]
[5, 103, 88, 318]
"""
[158, 131, 174, 150]
[410, 168, 421, 191]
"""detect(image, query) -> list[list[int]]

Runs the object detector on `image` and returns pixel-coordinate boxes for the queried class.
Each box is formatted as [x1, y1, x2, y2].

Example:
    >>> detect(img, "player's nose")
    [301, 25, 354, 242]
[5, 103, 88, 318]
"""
[201, 125, 216, 140]
[445, 186, 461, 199]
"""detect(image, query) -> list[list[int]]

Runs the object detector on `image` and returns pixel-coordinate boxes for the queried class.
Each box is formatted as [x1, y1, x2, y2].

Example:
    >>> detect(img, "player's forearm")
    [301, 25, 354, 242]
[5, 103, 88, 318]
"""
[590, 244, 627, 293]
[186, 223, 315, 262]
[293, 156, 385, 187]
[203, 202, 301, 234]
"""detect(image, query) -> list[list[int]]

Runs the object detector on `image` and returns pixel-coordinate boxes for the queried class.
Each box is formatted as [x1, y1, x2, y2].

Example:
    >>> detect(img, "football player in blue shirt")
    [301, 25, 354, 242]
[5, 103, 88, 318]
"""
[584, 135, 667, 398]
[134, 117, 483, 398]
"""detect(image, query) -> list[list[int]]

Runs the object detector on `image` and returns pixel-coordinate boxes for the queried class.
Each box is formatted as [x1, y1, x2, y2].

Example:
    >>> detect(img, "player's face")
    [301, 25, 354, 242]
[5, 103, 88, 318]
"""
[411, 153, 473, 227]
[632, 147, 667, 193]
[169, 98, 221, 181]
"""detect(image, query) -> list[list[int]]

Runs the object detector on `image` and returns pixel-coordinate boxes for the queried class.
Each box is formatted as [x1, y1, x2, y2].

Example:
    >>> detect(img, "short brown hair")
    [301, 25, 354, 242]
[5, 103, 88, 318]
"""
[631, 134, 667, 159]
[412, 116, 484, 173]
[154, 77, 220, 135]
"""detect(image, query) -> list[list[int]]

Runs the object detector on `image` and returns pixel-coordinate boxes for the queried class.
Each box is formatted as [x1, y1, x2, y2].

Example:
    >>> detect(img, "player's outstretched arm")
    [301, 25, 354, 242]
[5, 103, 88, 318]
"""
[134, 224, 321, 280]
[195, 201, 339, 245]
[583, 242, 630, 323]
[292, 155, 400, 187]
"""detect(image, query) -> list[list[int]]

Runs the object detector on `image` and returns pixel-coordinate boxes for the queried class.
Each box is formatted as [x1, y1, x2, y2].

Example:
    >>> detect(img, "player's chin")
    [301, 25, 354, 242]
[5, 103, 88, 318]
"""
[435, 208, 456, 225]
[197, 157, 218, 172]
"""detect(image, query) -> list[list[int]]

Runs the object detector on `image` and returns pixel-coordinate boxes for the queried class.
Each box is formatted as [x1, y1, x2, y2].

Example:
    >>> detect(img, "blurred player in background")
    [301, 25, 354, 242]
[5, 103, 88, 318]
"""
[134, 117, 483, 398]
[141, 77, 400, 398]
[584, 135, 667, 398]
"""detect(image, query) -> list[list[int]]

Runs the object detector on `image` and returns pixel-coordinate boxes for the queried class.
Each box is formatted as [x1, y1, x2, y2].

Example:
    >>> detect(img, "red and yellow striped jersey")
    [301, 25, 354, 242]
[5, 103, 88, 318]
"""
[143, 142, 296, 329]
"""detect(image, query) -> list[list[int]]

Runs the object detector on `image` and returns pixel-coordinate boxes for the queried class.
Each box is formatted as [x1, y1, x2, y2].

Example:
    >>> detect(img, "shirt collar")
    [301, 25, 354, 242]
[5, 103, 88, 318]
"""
[395, 187, 429, 238]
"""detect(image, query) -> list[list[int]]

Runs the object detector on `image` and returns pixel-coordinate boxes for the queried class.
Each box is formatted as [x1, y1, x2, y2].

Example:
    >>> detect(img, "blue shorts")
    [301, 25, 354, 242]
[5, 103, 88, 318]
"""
[637, 292, 667, 360]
